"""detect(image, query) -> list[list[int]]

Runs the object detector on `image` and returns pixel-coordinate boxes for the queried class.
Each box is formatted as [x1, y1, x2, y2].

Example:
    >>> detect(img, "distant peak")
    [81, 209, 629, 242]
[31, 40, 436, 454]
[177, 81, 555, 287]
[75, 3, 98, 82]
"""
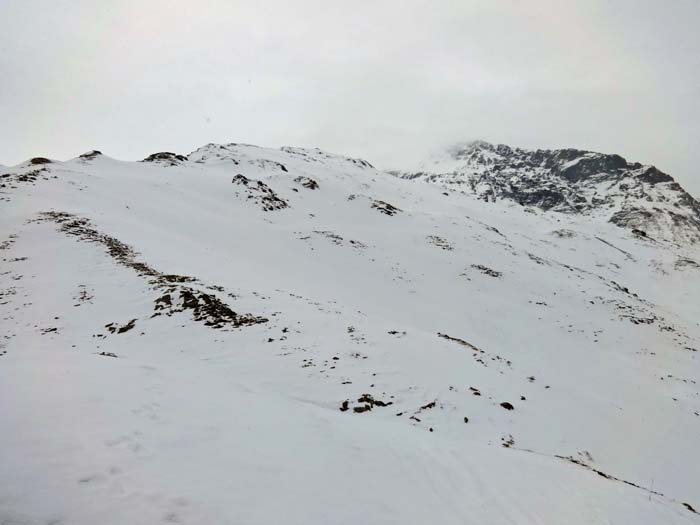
[403, 140, 700, 243]
[446, 140, 493, 155]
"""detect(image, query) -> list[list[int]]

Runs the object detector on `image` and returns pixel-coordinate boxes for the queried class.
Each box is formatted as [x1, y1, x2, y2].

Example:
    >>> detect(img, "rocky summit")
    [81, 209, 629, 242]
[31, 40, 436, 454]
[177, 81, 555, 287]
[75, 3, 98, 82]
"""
[397, 140, 700, 244]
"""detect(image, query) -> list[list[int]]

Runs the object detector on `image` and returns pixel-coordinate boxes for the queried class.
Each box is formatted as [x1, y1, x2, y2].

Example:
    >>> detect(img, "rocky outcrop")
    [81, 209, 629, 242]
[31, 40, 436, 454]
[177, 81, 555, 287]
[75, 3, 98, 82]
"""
[231, 174, 289, 211]
[142, 152, 187, 166]
[398, 141, 700, 244]
[79, 150, 102, 161]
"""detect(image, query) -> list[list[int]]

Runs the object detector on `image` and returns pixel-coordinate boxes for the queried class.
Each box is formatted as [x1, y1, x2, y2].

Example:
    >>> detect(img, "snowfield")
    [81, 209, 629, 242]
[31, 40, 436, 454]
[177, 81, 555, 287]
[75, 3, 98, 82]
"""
[1, 143, 699, 524]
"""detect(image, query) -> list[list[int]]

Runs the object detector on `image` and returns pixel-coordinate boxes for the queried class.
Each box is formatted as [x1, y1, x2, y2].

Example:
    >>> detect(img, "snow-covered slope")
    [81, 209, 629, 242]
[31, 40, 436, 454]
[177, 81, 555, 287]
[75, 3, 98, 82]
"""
[1, 144, 699, 524]
[397, 141, 700, 245]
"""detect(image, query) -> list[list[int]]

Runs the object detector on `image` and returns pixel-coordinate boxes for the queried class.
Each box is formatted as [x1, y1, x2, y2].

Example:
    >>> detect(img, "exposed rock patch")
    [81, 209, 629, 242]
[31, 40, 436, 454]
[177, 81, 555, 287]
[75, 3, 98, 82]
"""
[105, 319, 137, 334]
[340, 393, 393, 413]
[294, 176, 319, 190]
[232, 174, 289, 211]
[35, 211, 267, 331]
[153, 289, 266, 329]
[675, 257, 699, 270]
[551, 229, 576, 238]
[371, 200, 401, 216]
[426, 235, 453, 251]
[1, 168, 52, 188]
[301, 230, 367, 249]
[142, 152, 187, 166]
[79, 150, 102, 161]
[470, 264, 502, 278]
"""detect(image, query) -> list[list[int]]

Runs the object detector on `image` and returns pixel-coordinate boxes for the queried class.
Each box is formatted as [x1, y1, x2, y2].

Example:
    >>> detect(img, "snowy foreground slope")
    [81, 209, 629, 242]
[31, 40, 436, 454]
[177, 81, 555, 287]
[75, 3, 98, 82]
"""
[1, 144, 699, 524]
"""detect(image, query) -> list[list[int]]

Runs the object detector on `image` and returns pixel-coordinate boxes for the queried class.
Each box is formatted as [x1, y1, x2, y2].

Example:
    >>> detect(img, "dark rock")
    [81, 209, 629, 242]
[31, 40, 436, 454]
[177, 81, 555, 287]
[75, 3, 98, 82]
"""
[470, 264, 502, 278]
[294, 176, 319, 190]
[232, 174, 289, 211]
[371, 200, 402, 216]
[675, 257, 700, 270]
[142, 152, 187, 166]
[636, 166, 673, 184]
[79, 150, 102, 160]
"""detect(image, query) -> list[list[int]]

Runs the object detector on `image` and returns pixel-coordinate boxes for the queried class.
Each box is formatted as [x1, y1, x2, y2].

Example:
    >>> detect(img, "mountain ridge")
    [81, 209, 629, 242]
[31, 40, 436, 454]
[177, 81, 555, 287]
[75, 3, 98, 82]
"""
[4, 140, 700, 244]
[394, 140, 700, 244]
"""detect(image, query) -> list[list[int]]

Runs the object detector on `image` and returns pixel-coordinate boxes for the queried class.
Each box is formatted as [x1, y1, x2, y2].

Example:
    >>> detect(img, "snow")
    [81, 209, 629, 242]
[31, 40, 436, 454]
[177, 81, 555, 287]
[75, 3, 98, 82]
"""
[561, 157, 586, 170]
[1, 144, 699, 524]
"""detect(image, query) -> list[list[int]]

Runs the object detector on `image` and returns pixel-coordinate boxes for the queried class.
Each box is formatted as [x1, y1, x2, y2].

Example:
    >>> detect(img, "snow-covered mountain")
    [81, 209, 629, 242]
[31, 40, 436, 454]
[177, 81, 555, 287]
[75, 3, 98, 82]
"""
[1, 143, 699, 524]
[396, 140, 700, 245]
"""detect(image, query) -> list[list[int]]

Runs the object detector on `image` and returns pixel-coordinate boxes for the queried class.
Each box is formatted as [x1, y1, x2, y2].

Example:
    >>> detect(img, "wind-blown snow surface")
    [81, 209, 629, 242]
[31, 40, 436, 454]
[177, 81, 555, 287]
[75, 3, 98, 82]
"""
[1, 144, 699, 524]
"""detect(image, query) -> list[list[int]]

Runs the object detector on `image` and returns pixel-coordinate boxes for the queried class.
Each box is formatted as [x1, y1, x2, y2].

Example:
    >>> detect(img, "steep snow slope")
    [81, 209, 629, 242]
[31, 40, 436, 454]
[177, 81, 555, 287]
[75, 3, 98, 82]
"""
[1, 144, 699, 524]
[397, 141, 700, 245]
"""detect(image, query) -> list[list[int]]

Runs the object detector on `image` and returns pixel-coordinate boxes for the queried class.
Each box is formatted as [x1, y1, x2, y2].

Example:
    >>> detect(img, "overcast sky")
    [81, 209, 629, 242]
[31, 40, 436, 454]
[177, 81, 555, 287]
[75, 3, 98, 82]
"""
[1, 0, 698, 194]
